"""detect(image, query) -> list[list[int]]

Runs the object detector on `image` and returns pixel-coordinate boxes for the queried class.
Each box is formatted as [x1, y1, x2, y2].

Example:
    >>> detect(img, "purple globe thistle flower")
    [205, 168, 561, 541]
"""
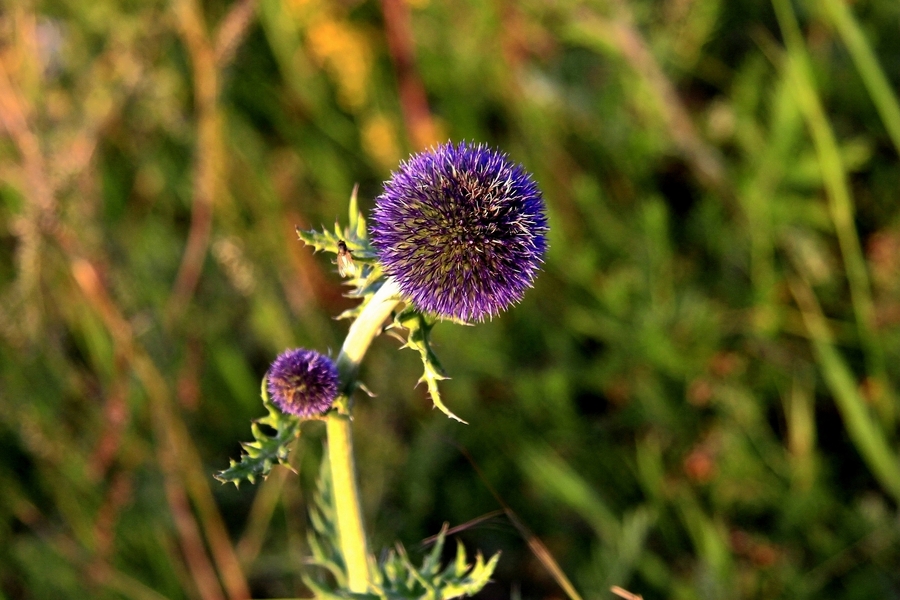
[370, 142, 548, 321]
[267, 349, 339, 418]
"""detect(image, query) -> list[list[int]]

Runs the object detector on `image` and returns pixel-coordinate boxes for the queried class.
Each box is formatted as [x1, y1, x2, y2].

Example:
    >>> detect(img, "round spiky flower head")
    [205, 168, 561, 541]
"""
[267, 349, 339, 418]
[370, 142, 548, 321]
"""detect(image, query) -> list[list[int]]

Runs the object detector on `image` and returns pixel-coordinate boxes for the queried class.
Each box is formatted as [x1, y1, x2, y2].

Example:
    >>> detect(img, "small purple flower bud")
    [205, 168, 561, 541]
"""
[267, 349, 339, 417]
[370, 142, 548, 321]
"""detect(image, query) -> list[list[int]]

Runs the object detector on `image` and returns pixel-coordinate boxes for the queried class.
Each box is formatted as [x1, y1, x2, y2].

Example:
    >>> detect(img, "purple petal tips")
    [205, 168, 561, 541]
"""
[267, 349, 339, 418]
[369, 141, 548, 321]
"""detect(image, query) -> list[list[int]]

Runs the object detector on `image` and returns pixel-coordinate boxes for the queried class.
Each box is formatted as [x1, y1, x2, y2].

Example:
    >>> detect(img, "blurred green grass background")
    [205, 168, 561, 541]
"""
[2, 0, 900, 598]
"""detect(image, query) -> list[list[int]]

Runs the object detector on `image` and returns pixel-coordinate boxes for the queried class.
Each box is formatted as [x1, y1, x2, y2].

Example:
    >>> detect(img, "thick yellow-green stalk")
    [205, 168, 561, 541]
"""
[328, 279, 402, 593]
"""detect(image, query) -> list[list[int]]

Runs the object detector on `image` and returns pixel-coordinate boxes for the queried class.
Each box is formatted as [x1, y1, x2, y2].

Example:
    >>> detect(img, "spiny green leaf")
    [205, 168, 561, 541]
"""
[335, 304, 366, 321]
[453, 541, 467, 578]
[396, 544, 436, 596]
[379, 531, 499, 599]
[296, 220, 379, 299]
[214, 378, 300, 486]
[296, 185, 375, 259]
[308, 516, 499, 598]
[348, 184, 369, 241]
[301, 575, 379, 600]
[442, 551, 500, 599]
[394, 308, 466, 423]
[296, 224, 375, 258]
[419, 524, 448, 577]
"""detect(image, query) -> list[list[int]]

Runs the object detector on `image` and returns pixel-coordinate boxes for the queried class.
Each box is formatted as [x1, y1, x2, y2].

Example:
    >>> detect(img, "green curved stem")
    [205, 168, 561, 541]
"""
[327, 278, 402, 593]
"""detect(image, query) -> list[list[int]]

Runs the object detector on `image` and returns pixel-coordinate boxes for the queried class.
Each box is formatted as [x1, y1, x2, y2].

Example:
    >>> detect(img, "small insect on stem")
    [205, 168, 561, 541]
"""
[336, 240, 357, 278]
